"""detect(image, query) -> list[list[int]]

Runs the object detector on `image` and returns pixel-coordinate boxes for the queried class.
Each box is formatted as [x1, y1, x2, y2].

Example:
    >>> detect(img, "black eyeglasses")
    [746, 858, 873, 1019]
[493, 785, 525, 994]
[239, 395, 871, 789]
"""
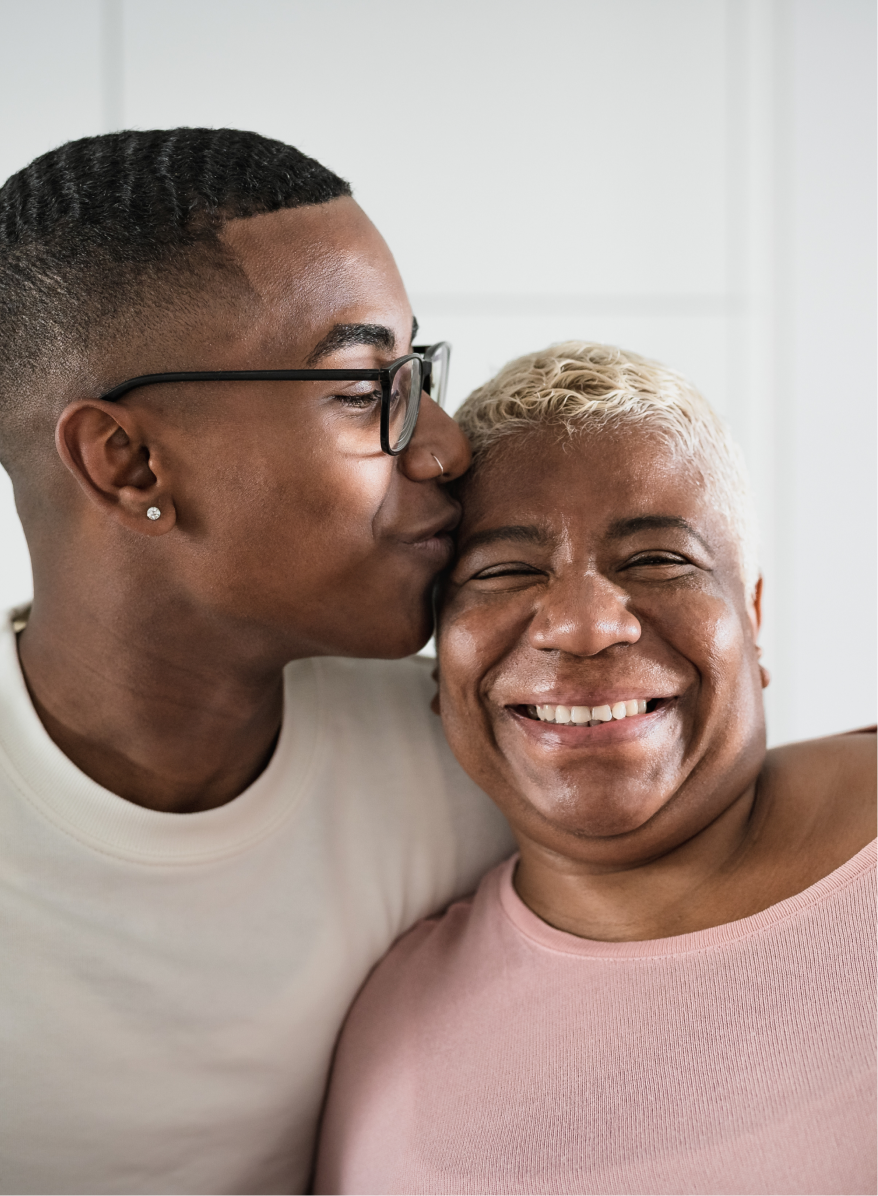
[99, 342, 451, 456]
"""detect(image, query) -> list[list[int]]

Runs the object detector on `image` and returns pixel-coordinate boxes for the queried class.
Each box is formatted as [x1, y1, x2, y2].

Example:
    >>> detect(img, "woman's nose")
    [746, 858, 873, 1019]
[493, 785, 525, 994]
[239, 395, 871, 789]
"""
[529, 572, 642, 657]
[398, 395, 472, 483]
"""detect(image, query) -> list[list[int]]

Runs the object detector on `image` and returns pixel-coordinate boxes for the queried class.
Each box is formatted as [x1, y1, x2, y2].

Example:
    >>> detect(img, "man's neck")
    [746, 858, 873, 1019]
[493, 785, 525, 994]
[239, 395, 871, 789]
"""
[17, 592, 286, 814]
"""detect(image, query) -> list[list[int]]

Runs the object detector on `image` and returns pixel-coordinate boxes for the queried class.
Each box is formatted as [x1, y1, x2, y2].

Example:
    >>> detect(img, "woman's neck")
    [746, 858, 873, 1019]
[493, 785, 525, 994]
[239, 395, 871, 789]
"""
[513, 734, 876, 941]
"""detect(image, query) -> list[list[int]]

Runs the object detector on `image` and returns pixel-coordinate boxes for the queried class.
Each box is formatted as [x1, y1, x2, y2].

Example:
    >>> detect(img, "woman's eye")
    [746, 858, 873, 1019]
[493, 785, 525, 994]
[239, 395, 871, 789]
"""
[624, 552, 691, 569]
[471, 562, 544, 581]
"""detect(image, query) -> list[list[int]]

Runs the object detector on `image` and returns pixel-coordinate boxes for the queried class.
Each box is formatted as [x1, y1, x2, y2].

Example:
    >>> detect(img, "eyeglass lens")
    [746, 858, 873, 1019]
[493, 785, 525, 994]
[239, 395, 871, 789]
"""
[426, 343, 450, 410]
[387, 357, 424, 453]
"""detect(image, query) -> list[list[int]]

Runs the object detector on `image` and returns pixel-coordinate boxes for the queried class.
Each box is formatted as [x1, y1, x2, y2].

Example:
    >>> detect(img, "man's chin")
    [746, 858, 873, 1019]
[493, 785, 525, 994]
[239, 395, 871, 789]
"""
[331, 611, 435, 661]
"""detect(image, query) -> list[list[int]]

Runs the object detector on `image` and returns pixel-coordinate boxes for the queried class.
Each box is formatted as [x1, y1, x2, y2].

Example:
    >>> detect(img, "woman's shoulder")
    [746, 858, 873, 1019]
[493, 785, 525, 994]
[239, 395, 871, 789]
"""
[766, 726, 875, 794]
[761, 728, 876, 867]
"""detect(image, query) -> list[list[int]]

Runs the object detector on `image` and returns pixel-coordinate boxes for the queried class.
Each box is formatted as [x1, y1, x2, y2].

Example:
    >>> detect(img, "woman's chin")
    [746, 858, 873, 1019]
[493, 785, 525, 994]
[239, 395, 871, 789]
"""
[526, 786, 669, 841]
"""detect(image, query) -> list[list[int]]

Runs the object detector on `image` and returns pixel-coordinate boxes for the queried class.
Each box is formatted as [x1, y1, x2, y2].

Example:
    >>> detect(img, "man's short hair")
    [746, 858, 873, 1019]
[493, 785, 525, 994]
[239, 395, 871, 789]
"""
[0, 127, 351, 471]
[455, 341, 760, 594]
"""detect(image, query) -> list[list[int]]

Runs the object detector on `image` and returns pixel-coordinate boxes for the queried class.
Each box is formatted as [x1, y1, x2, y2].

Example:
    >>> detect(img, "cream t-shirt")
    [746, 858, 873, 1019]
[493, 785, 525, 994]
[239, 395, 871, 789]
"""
[0, 612, 513, 1195]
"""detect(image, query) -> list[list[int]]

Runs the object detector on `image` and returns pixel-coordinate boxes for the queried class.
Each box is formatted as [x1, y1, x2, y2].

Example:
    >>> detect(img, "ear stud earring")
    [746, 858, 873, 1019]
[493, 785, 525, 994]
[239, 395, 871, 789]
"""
[146, 507, 161, 521]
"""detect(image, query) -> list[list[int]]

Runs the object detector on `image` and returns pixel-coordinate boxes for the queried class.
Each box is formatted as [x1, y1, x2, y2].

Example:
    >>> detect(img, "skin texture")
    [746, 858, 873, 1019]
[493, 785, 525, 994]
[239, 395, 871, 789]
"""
[16, 197, 471, 813]
[438, 429, 876, 941]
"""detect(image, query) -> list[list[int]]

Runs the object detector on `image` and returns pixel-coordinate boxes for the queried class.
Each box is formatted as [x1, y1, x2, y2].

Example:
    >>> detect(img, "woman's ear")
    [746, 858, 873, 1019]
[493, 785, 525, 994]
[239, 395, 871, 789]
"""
[55, 400, 176, 535]
[750, 578, 769, 688]
[748, 576, 763, 638]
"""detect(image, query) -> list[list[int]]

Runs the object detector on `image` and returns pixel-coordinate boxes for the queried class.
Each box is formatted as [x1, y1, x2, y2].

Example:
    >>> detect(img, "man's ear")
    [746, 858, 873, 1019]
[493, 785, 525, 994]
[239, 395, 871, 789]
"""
[55, 400, 176, 536]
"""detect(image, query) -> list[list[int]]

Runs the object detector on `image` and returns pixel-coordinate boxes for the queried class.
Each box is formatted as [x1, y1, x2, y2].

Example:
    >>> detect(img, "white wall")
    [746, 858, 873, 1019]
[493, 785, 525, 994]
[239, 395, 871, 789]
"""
[0, 0, 874, 744]
[784, 1, 877, 741]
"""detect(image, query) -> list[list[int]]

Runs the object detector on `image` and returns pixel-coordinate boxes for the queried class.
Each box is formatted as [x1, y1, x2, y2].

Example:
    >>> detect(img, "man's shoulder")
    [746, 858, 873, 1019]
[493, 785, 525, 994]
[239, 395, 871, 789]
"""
[346, 859, 509, 1019]
[286, 653, 436, 711]
[284, 654, 448, 764]
[308, 652, 436, 686]
[280, 655, 515, 899]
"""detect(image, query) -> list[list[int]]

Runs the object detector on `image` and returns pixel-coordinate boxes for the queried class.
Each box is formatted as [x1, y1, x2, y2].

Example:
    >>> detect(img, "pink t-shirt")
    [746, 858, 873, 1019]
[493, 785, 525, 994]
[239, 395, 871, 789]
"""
[315, 841, 876, 1196]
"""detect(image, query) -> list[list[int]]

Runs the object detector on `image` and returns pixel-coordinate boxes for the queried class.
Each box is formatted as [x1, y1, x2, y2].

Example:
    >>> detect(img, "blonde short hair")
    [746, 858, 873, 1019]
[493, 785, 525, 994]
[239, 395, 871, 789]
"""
[455, 341, 759, 594]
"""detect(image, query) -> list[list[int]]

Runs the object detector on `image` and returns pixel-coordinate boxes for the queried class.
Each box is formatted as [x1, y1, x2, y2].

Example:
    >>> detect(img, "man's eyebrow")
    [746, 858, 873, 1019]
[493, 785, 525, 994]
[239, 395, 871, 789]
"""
[606, 514, 712, 553]
[412, 315, 419, 341]
[306, 323, 396, 366]
[458, 524, 551, 555]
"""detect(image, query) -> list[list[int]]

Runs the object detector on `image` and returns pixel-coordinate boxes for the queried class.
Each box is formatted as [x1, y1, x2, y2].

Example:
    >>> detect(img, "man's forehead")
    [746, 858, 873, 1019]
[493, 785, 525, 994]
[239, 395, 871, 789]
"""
[221, 197, 364, 261]
[218, 201, 412, 360]
[221, 200, 394, 298]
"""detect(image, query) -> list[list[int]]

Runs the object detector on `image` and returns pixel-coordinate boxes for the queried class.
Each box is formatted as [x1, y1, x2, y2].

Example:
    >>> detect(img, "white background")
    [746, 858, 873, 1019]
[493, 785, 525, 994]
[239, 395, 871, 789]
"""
[0, 0, 874, 745]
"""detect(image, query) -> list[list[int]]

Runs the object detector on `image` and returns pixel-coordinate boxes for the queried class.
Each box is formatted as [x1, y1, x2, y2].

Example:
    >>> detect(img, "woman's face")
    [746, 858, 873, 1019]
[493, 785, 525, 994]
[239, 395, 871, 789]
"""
[438, 427, 767, 866]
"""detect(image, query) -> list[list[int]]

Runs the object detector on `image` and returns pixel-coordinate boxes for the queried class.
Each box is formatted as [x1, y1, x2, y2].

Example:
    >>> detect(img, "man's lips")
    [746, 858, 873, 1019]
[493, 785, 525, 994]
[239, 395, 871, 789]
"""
[398, 503, 461, 558]
[404, 530, 454, 563]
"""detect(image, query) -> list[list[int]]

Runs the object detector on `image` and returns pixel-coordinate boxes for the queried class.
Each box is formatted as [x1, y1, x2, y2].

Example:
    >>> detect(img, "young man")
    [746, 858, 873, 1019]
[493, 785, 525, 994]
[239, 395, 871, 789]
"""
[0, 128, 512, 1194]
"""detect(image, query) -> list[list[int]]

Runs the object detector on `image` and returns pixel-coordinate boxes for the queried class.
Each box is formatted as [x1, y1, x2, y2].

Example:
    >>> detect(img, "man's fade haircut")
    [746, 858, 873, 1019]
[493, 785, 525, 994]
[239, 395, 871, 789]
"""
[455, 341, 760, 594]
[0, 127, 351, 472]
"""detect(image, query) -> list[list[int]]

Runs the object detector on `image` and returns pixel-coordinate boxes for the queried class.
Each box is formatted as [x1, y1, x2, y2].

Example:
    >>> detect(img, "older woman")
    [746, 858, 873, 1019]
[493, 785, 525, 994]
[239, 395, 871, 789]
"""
[315, 343, 875, 1196]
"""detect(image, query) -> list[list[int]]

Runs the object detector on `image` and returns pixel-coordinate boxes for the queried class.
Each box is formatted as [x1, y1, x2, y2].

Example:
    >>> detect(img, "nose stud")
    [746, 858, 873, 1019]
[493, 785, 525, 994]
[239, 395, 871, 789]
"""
[146, 507, 161, 521]
[431, 454, 445, 478]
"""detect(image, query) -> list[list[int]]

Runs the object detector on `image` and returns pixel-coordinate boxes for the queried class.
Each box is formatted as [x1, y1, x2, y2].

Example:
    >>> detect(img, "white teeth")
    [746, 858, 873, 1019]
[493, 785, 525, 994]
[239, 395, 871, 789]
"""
[530, 699, 655, 725]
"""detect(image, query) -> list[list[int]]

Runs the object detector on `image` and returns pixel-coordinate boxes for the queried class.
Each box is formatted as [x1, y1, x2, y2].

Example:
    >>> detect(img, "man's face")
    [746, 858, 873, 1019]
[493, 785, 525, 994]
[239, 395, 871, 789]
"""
[438, 428, 766, 866]
[118, 198, 469, 660]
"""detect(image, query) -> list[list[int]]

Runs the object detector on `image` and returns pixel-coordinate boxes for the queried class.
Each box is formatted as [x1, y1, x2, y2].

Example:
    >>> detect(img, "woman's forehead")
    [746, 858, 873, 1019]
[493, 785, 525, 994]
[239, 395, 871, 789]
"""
[452, 428, 750, 579]
[462, 428, 703, 525]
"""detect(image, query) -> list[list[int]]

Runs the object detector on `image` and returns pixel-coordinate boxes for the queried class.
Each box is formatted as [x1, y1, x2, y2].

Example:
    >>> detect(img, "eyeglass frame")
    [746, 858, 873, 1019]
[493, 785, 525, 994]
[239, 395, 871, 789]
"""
[97, 342, 451, 457]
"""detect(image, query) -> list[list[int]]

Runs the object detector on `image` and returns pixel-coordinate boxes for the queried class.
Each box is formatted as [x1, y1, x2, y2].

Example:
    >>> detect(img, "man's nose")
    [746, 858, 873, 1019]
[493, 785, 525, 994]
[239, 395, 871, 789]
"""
[528, 571, 642, 657]
[398, 395, 472, 482]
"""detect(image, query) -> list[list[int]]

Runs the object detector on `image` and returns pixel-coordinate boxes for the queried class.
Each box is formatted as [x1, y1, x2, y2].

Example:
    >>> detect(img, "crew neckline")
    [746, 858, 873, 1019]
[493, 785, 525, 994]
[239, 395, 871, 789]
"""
[498, 838, 877, 959]
[0, 609, 321, 864]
